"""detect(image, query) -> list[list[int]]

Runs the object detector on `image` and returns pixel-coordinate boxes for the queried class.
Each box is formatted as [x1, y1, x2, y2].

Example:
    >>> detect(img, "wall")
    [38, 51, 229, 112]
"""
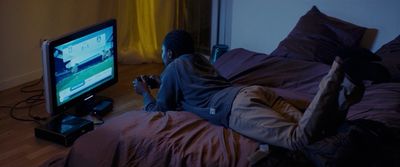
[0, 0, 116, 91]
[224, 0, 400, 54]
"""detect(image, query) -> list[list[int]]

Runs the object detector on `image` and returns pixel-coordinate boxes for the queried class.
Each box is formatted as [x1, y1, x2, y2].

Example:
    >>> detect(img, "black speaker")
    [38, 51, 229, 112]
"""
[210, 44, 229, 64]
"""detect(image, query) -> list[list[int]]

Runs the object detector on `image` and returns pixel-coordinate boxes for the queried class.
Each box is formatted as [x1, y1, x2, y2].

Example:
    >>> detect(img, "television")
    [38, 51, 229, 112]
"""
[41, 19, 118, 116]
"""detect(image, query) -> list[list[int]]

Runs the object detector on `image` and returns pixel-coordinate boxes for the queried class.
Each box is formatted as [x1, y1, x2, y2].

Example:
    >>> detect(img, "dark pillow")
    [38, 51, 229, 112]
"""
[271, 6, 366, 65]
[375, 35, 400, 82]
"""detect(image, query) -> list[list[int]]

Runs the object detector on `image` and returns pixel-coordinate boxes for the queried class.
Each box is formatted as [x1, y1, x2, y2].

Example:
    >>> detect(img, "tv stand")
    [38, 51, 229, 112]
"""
[75, 95, 113, 117]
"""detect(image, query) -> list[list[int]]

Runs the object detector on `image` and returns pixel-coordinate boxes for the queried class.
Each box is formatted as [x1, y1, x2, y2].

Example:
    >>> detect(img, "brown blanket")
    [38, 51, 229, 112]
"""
[41, 111, 258, 167]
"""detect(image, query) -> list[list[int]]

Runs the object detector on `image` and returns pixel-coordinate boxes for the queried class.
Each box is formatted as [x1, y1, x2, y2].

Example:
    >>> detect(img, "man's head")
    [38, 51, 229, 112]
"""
[162, 30, 194, 65]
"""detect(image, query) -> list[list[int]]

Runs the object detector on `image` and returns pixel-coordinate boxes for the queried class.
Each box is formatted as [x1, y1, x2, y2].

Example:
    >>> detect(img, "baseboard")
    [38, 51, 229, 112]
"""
[0, 69, 42, 91]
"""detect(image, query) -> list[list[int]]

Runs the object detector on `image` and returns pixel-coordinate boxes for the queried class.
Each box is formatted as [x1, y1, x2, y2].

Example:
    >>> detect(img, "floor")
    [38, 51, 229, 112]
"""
[0, 63, 164, 167]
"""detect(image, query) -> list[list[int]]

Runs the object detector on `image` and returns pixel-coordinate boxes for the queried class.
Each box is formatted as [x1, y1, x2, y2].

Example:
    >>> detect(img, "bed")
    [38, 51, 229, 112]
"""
[41, 6, 400, 167]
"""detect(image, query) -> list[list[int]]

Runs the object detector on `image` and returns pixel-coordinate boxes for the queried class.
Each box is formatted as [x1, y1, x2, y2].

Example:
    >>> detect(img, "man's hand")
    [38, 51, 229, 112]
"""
[133, 76, 151, 96]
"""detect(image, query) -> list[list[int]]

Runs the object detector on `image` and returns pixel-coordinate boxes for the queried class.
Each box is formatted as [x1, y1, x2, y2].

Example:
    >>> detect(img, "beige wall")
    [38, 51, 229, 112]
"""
[0, 0, 116, 91]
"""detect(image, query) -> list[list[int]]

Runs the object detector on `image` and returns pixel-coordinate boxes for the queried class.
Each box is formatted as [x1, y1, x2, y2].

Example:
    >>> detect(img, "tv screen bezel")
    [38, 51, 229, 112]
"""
[42, 19, 118, 116]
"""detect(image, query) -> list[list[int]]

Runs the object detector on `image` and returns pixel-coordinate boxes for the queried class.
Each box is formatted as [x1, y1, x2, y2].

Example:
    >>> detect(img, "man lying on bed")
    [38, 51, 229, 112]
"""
[133, 30, 390, 151]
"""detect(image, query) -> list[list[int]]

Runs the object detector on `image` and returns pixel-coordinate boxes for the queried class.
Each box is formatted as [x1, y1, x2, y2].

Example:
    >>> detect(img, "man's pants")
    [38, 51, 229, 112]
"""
[228, 60, 364, 150]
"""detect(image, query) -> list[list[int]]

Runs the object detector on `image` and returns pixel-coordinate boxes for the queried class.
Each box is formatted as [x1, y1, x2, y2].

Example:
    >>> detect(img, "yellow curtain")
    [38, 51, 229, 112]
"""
[117, 0, 187, 64]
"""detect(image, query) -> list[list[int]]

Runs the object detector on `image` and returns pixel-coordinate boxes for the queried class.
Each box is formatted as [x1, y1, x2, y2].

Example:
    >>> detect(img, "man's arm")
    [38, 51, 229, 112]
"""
[142, 91, 156, 109]
[134, 64, 180, 112]
[133, 76, 160, 111]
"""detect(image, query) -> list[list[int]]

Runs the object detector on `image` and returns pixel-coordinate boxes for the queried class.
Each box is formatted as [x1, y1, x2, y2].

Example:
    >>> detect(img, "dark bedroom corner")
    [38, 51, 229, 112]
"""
[0, 0, 399, 167]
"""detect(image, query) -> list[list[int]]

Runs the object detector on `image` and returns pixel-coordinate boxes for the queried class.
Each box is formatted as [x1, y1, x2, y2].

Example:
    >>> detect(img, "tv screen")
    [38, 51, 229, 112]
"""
[42, 19, 118, 116]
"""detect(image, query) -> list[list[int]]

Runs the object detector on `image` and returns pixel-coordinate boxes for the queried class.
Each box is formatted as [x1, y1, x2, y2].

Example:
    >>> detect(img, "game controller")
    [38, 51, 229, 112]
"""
[136, 75, 160, 89]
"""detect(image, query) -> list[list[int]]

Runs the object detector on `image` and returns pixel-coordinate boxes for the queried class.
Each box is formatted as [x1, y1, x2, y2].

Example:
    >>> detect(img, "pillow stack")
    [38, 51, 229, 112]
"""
[271, 6, 366, 65]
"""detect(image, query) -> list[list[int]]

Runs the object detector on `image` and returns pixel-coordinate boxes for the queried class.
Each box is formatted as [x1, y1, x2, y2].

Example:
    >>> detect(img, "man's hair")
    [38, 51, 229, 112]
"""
[162, 30, 195, 57]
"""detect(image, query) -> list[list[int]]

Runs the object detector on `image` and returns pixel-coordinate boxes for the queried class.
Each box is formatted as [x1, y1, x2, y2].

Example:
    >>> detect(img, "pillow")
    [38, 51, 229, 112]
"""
[271, 6, 366, 65]
[375, 35, 400, 82]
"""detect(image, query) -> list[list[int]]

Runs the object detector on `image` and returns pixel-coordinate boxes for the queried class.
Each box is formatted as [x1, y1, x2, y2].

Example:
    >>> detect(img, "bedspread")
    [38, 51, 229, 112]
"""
[41, 48, 400, 167]
[41, 111, 258, 167]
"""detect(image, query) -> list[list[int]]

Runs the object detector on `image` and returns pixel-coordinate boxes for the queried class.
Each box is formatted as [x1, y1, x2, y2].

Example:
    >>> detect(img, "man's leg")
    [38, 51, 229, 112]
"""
[229, 85, 307, 150]
[298, 59, 364, 145]
[229, 59, 364, 150]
